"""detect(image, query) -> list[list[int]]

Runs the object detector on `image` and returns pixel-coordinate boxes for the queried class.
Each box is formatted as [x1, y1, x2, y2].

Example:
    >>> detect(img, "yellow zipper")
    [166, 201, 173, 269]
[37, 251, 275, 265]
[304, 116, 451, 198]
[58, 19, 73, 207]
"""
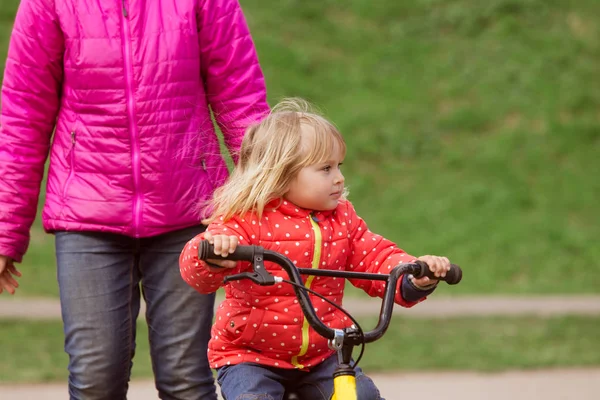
[291, 214, 322, 368]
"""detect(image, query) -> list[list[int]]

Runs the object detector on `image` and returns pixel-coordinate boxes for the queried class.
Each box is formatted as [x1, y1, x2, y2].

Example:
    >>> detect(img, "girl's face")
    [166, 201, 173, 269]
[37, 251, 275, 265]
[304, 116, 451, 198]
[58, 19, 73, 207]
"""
[284, 131, 345, 211]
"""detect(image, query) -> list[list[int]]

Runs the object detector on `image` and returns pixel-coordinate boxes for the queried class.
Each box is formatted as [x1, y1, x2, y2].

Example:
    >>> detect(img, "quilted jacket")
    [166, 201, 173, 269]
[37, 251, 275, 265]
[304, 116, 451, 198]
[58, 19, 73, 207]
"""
[180, 200, 428, 371]
[0, 0, 268, 262]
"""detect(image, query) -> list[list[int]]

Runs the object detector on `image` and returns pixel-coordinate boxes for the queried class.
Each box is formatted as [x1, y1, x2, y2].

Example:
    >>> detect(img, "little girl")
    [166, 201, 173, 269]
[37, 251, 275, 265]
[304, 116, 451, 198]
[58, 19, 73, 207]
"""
[180, 98, 452, 400]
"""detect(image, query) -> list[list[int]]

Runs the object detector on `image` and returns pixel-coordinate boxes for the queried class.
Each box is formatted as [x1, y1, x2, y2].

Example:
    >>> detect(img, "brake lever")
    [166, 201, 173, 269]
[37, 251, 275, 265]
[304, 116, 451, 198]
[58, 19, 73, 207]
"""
[223, 246, 277, 285]
[224, 271, 275, 285]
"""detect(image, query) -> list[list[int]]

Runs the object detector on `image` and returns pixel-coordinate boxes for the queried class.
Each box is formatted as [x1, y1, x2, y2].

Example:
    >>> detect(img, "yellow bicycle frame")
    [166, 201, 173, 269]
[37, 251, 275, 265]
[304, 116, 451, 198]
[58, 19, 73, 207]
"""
[331, 374, 357, 400]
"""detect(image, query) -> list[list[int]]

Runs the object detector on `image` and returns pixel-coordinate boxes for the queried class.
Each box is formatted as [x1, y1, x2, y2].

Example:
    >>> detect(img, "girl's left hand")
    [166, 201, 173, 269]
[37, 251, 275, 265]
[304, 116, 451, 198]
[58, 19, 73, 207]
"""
[412, 255, 451, 288]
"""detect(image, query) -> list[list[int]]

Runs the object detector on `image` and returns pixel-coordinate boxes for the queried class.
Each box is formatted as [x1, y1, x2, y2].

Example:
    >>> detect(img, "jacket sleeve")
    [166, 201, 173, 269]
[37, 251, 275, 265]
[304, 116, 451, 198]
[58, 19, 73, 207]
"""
[344, 201, 430, 308]
[179, 216, 253, 294]
[0, 0, 64, 262]
[196, 0, 269, 163]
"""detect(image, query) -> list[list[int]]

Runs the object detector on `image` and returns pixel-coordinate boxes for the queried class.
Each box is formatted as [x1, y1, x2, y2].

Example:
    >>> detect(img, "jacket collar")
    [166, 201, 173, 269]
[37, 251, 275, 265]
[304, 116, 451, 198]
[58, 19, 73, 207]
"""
[266, 199, 336, 221]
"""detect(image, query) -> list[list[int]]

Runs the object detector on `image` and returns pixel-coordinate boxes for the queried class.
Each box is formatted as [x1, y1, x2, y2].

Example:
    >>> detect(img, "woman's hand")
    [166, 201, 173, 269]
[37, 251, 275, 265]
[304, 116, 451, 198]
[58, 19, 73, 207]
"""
[0, 255, 21, 295]
[412, 255, 451, 288]
[204, 231, 239, 269]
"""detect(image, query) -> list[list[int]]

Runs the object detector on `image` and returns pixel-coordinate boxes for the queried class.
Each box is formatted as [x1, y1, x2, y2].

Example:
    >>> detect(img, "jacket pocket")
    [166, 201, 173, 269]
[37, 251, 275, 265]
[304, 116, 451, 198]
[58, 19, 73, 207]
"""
[224, 306, 266, 346]
[62, 130, 77, 198]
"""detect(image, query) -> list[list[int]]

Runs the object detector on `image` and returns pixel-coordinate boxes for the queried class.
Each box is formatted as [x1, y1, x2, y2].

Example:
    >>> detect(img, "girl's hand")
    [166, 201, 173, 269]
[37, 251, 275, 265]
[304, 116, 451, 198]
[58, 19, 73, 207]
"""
[204, 231, 239, 269]
[412, 255, 451, 288]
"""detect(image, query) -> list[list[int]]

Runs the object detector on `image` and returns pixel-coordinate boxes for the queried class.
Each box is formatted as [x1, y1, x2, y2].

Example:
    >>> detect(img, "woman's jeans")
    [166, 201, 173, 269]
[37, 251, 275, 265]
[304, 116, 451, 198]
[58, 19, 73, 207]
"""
[55, 226, 217, 400]
[217, 355, 383, 400]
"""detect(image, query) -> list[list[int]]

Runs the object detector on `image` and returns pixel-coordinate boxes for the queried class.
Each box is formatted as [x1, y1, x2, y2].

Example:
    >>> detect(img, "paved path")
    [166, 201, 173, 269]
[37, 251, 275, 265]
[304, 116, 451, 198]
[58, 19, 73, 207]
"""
[2, 368, 599, 400]
[2, 295, 600, 320]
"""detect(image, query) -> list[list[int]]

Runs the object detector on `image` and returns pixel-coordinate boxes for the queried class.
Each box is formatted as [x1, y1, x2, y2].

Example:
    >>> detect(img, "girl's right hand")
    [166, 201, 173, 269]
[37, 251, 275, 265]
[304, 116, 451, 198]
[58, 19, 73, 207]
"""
[204, 231, 239, 269]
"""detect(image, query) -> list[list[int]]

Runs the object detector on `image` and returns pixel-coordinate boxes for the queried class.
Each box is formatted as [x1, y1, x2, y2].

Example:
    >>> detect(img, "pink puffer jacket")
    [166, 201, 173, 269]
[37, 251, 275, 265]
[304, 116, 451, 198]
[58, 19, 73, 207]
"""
[0, 0, 269, 262]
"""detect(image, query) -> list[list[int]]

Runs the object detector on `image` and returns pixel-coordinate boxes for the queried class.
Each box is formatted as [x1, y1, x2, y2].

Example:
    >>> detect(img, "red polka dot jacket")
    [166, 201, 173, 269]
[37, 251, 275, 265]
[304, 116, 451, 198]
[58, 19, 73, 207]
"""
[179, 199, 428, 371]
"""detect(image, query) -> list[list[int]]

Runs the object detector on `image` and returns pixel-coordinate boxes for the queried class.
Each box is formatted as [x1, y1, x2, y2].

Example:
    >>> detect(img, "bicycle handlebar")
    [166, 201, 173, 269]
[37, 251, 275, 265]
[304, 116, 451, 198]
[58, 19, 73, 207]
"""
[413, 259, 462, 285]
[198, 241, 462, 344]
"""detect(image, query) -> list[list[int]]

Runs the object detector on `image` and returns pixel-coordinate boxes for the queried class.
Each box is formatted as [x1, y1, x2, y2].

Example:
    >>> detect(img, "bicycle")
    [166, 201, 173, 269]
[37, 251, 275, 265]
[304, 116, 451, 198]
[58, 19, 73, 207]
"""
[198, 241, 462, 400]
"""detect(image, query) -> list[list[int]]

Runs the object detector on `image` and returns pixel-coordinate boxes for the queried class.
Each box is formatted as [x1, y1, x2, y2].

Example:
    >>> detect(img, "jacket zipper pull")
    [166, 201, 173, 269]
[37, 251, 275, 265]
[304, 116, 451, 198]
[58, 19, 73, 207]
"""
[70, 131, 76, 145]
[122, 0, 128, 17]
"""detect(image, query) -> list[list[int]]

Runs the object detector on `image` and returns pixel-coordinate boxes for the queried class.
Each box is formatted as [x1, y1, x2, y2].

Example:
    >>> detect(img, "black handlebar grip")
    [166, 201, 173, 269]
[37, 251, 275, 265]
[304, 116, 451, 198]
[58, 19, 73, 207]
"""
[198, 241, 257, 262]
[414, 260, 462, 285]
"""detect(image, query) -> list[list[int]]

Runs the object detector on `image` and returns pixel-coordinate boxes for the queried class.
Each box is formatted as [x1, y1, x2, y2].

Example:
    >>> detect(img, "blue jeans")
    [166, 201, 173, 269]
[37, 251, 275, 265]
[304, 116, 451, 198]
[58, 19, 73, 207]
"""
[55, 226, 217, 400]
[217, 355, 383, 400]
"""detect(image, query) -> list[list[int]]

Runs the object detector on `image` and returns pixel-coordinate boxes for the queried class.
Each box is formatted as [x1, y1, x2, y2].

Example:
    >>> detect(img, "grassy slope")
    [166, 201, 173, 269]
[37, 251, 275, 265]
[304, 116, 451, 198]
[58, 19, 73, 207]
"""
[1, 0, 599, 296]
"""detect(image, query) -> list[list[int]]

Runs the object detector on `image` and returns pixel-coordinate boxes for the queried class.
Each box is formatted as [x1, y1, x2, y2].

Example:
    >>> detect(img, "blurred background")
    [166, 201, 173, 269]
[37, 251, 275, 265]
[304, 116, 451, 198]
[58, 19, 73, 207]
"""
[0, 0, 599, 390]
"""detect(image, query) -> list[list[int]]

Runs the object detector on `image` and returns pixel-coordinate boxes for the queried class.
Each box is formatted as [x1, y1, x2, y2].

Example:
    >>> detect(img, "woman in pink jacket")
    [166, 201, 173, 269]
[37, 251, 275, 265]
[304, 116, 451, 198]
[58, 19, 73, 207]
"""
[0, 0, 269, 398]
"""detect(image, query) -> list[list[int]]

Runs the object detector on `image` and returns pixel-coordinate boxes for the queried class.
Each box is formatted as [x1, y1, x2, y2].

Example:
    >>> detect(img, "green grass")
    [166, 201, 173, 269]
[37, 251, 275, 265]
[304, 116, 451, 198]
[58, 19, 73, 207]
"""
[2, 315, 599, 383]
[359, 315, 600, 371]
[1, 0, 599, 296]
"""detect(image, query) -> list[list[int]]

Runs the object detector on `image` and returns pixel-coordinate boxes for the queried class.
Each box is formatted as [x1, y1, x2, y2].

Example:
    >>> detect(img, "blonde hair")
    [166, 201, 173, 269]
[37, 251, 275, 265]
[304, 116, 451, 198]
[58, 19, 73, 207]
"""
[203, 98, 347, 223]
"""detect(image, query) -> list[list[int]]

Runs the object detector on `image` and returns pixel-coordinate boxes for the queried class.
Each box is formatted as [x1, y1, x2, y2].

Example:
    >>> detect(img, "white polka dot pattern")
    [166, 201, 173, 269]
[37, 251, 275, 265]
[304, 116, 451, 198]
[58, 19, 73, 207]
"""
[179, 199, 421, 371]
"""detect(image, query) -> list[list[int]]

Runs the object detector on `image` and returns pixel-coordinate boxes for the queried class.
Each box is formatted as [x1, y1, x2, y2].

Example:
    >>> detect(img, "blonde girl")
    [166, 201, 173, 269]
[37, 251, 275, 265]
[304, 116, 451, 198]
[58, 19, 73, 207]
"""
[180, 98, 452, 400]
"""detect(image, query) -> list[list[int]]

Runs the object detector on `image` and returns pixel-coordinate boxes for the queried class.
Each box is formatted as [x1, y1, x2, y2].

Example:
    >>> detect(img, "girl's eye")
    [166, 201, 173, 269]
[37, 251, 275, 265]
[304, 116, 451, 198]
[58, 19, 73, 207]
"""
[322, 165, 331, 172]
